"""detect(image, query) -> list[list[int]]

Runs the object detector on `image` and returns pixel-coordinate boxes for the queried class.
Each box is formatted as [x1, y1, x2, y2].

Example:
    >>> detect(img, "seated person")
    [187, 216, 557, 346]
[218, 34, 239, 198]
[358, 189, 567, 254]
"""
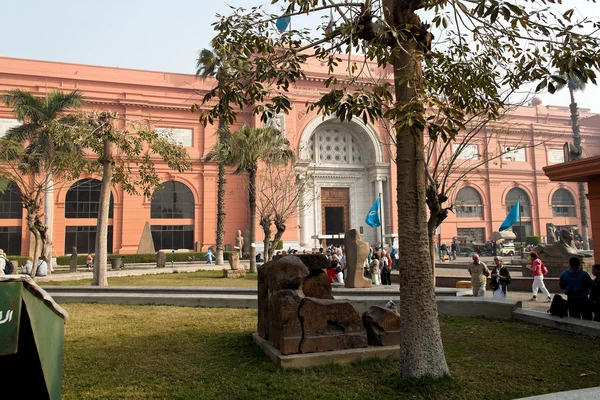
[36, 257, 49, 277]
[20, 259, 33, 275]
[256, 253, 264, 262]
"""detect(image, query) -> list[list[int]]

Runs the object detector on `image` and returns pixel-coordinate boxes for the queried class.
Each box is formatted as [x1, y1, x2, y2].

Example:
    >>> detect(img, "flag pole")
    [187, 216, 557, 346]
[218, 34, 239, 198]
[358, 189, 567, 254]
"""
[379, 192, 383, 249]
[519, 199, 523, 259]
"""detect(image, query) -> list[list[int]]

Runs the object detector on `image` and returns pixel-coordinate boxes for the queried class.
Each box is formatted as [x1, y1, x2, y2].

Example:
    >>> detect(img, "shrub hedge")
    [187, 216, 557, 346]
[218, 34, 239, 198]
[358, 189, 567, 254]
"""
[56, 251, 238, 266]
[525, 236, 542, 245]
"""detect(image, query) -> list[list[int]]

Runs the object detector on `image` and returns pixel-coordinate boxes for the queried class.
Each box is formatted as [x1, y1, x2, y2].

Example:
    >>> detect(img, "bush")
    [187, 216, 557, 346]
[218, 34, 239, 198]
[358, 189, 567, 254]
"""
[526, 236, 542, 245]
[7, 256, 29, 267]
[57, 251, 236, 266]
[276, 240, 284, 250]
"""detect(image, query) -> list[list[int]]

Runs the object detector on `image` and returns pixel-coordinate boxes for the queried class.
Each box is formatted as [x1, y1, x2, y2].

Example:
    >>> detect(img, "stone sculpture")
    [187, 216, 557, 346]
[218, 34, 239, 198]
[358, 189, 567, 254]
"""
[546, 223, 558, 244]
[156, 251, 166, 268]
[70, 247, 78, 273]
[535, 229, 579, 260]
[235, 230, 244, 259]
[361, 305, 401, 346]
[533, 229, 582, 277]
[258, 254, 367, 355]
[137, 221, 156, 254]
[343, 229, 372, 288]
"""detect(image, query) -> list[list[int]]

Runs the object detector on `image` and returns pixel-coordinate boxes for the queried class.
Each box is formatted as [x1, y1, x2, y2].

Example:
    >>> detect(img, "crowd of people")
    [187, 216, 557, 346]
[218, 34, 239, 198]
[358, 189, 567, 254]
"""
[466, 251, 600, 321]
[0, 248, 49, 276]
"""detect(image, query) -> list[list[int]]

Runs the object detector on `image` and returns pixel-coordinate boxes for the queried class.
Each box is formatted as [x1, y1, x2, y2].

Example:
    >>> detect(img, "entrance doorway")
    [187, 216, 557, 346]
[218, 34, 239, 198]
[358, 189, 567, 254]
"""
[321, 187, 349, 246]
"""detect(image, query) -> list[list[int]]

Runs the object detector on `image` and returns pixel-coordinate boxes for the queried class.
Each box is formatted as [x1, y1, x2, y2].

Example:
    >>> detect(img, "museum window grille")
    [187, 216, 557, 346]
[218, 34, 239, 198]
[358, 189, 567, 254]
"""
[150, 181, 194, 219]
[0, 226, 22, 256]
[505, 188, 531, 218]
[455, 187, 484, 218]
[150, 225, 194, 250]
[65, 179, 114, 219]
[0, 182, 22, 219]
[64, 226, 113, 255]
[551, 188, 576, 217]
[457, 228, 485, 244]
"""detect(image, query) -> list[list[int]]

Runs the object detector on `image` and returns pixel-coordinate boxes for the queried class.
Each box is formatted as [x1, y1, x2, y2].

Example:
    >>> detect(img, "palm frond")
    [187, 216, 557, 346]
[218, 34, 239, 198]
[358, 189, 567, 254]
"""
[45, 90, 84, 118]
[1, 89, 45, 123]
[4, 123, 40, 142]
[196, 49, 219, 77]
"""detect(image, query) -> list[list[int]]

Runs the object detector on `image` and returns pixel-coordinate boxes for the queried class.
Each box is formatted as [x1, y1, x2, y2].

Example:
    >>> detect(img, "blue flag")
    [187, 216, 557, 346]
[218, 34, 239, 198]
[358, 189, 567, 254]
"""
[365, 198, 381, 228]
[276, 16, 291, 32]
[499, 200, 520, 231]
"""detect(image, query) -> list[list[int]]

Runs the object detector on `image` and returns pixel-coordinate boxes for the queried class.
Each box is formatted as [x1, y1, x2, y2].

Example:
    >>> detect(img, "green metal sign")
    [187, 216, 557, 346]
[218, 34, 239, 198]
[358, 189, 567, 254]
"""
[0, 282, 23, 355]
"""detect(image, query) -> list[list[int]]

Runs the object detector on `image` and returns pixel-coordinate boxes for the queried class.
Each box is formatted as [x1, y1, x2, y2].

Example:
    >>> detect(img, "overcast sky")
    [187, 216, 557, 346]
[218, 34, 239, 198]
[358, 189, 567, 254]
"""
[1, 0, 599, 112]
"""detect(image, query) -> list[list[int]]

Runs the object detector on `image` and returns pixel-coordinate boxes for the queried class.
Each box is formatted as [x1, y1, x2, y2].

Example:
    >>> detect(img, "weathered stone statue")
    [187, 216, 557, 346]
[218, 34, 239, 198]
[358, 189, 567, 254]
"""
[546, 223, 558, 244]
[235, 230, 244, 259]
[533, 229, 581, 276]
[156, 251, 166, 268]
[343, 229, 372, 288]
[70, 247, 78, 273]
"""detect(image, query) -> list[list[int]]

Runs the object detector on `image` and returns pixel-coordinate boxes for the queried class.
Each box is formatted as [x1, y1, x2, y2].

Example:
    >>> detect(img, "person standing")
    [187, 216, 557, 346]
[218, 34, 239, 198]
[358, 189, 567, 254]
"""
[440, 243, 447, 262]
[451, 242, 457, 260]
[370, 253, 381, 285]
[206, 248, 213, 264]
[591, 264, 600, 322]
[467, 253, 490, 297]
[559, 257, 593, 320]
[86, 254, 94, 270]
[490, 256, 511, 299]
[380, 250, 391, 285]
[527, 252, 552, 302]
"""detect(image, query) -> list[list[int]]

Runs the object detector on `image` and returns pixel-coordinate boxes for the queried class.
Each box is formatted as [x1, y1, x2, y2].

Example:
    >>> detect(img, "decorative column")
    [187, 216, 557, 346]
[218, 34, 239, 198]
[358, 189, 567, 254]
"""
[297, 172, 310, 248]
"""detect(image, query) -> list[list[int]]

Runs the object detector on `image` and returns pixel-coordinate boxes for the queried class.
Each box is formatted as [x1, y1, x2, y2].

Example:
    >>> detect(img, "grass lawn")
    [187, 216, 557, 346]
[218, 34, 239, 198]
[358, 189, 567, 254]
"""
[61, 304, 600, 399]
[43, 270, 258, 287]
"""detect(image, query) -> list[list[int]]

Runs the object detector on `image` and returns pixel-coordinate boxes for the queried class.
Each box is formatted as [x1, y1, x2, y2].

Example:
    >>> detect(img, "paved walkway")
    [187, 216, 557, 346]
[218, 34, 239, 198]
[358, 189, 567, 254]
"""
[40, 260, 558, 312]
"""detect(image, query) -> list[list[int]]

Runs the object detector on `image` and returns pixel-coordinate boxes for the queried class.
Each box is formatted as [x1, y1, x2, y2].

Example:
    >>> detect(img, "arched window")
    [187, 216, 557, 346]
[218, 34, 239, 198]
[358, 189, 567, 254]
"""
[150, 181, 194, 250]
[455, 187, 483, 218]
[552, 188, 576, 217]
[65, 179, 114, 219]
[150, 181, 194, 219]
[0, 182, 22, 219]
[506, 188, 531, 218]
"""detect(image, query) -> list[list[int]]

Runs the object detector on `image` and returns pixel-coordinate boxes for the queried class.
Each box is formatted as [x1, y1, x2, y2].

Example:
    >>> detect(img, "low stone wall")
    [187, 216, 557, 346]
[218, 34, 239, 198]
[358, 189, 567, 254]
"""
[425, 276, 562, 293]
[437, 298, 521, 320]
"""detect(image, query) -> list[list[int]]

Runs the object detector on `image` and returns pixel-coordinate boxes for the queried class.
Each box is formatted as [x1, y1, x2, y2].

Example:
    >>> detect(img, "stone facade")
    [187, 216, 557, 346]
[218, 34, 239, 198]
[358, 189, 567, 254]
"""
[0, 56, 600, 257]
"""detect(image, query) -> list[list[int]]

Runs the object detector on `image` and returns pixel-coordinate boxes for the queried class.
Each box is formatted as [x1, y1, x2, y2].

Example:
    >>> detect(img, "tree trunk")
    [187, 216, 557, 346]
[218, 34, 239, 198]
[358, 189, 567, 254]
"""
[392, 4, 449, 378]
[93, 138, 113, 286]
[26, 210, 42, 278]
[260, 216, 272, 262]
[248, 167, 257, 273]
[44, 174, 54, 273]
[568, 84, 590, 250]
[271, 217, 286, 261]
[216, 161, 226, 264]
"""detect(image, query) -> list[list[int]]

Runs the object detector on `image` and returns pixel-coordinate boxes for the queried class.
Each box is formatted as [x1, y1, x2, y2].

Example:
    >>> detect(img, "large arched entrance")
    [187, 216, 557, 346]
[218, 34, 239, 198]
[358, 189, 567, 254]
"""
[297, 116, 389, 248]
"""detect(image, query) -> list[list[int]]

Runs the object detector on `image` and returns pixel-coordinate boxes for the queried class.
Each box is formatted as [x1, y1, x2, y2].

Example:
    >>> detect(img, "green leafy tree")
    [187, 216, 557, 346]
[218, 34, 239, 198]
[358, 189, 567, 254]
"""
[1, 89, 84, 272]
[556, 73, 589, 250]
[194, 0, 600, 378]
[74, 111, 192, 286]
[0, 123, 85, 277]
[206, 125, 294, 272]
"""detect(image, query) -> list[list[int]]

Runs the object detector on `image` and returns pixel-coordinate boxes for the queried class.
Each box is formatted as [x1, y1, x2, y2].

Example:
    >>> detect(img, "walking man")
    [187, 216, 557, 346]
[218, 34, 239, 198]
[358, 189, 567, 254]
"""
[467, 253, 490, 297]
[451, 241, 457, 260]
[560, 257, 593, 320]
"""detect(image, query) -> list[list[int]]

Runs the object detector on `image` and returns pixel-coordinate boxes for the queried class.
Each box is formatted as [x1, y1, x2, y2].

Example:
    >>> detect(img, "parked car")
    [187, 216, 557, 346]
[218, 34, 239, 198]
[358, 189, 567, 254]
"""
[500, 243, 515, 256]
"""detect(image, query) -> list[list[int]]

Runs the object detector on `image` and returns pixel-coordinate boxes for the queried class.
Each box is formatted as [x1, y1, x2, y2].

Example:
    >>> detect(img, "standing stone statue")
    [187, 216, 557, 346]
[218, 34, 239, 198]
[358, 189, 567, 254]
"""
[236, 230, 244, 259]
[343, 229, 372, 288]
[156, 251, 166, 268]
[70, 246, 78, 273]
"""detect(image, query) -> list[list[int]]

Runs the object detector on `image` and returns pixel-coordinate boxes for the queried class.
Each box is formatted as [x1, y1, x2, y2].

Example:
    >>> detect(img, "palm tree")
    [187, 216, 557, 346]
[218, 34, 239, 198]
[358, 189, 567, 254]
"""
[196, 48, 227, 265]
[206, 125, 295, 272]
[556, 73, 589, 250]
[2, 89, 84, 270]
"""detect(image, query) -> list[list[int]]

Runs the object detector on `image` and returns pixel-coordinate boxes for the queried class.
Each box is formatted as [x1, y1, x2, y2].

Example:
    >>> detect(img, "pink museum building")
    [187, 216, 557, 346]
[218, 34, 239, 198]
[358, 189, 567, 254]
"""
[1, 56, 600, 257]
